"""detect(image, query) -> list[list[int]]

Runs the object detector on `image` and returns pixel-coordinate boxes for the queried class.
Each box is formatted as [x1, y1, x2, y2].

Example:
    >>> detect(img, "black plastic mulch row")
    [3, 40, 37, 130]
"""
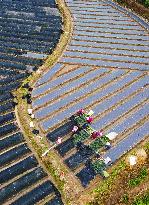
[0, 32, 61, 45]
[0, 67, 20, 76]
[0, 167, 47, 204]
[55, 137, 74, 157]
[0, 143, 31, 167]
[0, 132, 24, 151]
[0, 0, 57, 7]
[1, 5, 58, 13]
[0, 3, 58, 12]
[76, 164, 96, 188]
[2, 12, 61, 22]
[0, 40, 55, 54]
[0, 16, 61, 27]
[0, 35, 56, 48]
[0, 46, 27, 56]
[0, 122, 18, 138]
[0, 81, 21, 92]
[47, 121, 73, 142]
[45, 196, 64, 205]
[0, 73, 29, 85]
[11, 180, 56, 205]
[0, 53, 43, 66]
[64, 147, 94, 170]
[0, 101, 16, 114]
[0, 27, 61, 37]
[0, 60, 27, 71]
[0, 12, 62, 23]
[0, 156, 38, 184]
[0, 20, 61, 30]
[0, 13, 61, 23]
[0, 112, 15, 125]
[1, 25, 61, 36]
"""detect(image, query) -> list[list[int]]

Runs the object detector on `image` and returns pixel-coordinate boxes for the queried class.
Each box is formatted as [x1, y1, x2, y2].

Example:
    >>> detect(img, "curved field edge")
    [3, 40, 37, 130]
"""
[22, 0, 73, 86]
[14, 0, 73, 204]
[15, 1, 149, 205]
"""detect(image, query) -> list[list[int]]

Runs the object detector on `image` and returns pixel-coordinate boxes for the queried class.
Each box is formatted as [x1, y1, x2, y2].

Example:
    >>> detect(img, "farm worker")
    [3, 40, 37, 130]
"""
[86, 116, 93, 123]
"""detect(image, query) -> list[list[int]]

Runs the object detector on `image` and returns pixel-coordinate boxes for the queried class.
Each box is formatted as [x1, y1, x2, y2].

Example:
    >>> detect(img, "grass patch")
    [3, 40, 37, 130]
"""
[137, 0, 149, 8]
[128, 167, 148, 187]
[114, 0, 149, 21]
[86, 161, 126, 205]
[132, 191, 149, 205]
[122, 193, 129, 204]
[95, 161, 126, 194]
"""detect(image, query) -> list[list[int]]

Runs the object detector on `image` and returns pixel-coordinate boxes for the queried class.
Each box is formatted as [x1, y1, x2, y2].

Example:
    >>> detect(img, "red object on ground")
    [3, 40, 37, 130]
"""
[86, 116, 93, 123]
[91, 132, 97, 139]
[91, 130, 103, 139]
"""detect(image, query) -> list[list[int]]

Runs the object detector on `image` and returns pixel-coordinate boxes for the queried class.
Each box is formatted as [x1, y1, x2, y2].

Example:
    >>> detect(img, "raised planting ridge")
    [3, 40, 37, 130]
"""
[0, 0, 64, 204]
[31, 0, 149, 188]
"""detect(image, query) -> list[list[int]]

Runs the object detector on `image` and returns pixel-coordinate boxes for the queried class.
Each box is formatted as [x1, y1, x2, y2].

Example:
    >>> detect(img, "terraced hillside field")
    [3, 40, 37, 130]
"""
[0, 0, 64, 204]
[32, 0, 149, 188]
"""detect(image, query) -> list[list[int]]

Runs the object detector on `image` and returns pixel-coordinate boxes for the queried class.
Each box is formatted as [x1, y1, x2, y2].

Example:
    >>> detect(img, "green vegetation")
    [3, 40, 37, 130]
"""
[92, 160, 106, 174]
[95, 161, 126, 192]
[86, 139, 149, 205]
[73, 129, 90, 145]
[128, 167, 148, 187]
[138, 0, 149, 8]
[86, 161, 126, 205]
[89, 136, 109, 152]
[114, 0, 149, 20]
[116, 0, 149, 8]
[122, 193, 129, 204]
[144, 142, 149, 155]
[132, 192, 149, 205]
